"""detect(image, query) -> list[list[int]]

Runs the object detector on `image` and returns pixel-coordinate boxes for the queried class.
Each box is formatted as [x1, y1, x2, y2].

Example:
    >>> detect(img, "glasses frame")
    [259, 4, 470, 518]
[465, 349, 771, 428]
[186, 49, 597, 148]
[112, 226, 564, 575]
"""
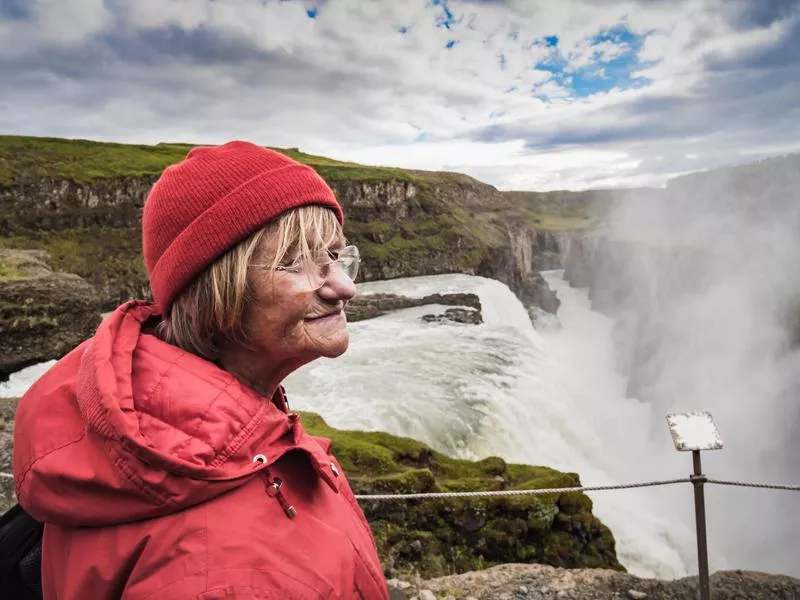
[249, 244, 361, 289]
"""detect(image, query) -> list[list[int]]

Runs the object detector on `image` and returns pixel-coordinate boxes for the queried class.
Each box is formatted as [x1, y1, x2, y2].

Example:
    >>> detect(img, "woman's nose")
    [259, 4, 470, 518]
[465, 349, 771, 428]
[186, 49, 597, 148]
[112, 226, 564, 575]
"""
[317, 263, 356, 301]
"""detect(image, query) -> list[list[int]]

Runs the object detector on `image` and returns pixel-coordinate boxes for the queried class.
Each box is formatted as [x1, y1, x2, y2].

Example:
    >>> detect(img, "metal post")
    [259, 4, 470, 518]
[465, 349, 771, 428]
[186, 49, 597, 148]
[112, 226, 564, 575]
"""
[691, 450, 711, 600]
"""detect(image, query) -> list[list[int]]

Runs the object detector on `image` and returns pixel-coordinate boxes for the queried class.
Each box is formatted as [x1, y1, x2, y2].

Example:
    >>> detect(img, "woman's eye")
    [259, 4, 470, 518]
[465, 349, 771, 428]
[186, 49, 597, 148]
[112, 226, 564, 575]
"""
[278, 258, 302, 271]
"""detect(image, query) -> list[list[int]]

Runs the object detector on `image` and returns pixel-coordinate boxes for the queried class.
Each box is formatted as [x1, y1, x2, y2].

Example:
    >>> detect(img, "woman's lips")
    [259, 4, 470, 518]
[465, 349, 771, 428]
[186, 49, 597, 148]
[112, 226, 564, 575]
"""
[306, 311, 344, 322]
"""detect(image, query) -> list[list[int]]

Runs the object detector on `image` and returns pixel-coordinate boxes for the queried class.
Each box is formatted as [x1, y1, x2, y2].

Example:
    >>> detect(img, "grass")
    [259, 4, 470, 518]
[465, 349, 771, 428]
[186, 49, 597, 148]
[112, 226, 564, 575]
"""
[0, 136, 193, 185]
[0, 257, 28, 281]
[0, 135, 425, 186]
[0, 227, 148, 307]
[524, 211, 599, 231]
[298, 410, 622, 578]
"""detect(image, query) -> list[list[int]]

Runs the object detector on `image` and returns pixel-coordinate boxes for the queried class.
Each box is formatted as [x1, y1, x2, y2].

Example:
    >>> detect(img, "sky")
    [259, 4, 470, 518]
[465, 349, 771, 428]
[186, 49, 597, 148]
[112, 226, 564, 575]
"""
[1, 0, 799, 191]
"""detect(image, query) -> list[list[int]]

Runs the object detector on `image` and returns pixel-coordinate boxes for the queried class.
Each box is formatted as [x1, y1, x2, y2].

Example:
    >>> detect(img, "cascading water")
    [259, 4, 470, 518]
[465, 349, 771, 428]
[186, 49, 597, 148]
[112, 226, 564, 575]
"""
[0, 272, 720, 577]
[284, 272, 698, 578]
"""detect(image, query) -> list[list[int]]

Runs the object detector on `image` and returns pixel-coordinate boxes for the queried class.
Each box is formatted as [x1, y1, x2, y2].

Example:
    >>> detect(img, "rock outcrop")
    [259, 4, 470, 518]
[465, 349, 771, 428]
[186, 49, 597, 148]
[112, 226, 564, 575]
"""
[0, 397, 13, 509]
[346, 292, 482, 322]
[0, 399, 622, 579]
[387, 563, 800, 600]
[0, 249, 101, 378]
[421, 306, 483, 325]
[0, 136, 580, 312]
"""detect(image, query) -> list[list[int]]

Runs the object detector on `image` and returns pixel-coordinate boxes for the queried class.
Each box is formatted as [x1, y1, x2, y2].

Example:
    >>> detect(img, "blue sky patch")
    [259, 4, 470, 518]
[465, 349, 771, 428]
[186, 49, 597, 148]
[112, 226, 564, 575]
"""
[534, 24, 655, 99]
[433, 0, 456, 29]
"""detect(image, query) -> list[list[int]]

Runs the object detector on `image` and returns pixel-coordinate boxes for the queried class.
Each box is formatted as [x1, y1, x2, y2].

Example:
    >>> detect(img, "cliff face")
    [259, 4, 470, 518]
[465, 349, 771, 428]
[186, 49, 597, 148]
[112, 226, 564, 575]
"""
[0, 173, 573, 302]
[0, 176, 152, 233]
[0, 136, 588, 375]
[0, 249, 101, 379]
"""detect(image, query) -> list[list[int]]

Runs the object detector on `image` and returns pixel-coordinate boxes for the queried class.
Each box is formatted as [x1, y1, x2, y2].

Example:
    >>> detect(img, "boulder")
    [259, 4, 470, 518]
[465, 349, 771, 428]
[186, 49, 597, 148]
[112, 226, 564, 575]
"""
[421, 307, 483, 325]
[347, 292, 482, 322]
[0, 249, 101, 379]
[387, 563, 800, 600]
[0, 397, 16, 511]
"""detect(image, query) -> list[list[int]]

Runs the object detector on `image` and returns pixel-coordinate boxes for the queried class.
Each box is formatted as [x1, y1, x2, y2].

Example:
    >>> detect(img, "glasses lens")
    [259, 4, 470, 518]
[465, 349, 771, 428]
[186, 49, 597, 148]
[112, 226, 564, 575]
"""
[338, 246, 360, 281]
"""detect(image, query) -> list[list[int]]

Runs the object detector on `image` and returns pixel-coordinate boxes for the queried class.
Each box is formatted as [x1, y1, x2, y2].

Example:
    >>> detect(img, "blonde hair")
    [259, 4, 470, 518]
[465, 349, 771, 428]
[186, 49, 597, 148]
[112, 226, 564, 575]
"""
[155, 204, 343, 361]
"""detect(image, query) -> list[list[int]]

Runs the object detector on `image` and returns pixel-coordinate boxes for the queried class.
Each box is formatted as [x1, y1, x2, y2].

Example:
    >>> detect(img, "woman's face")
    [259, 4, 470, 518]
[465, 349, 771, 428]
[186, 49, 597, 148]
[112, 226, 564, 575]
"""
[240, 231, 357, 373]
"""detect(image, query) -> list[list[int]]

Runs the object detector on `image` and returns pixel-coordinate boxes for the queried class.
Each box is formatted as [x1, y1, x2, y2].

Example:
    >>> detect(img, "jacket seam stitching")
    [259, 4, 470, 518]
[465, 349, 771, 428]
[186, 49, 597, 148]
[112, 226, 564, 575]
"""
[169, 379, 236, 459]
[111, 443, 174, 506]
[209, 402, 270, 469]
[16, 430, 87, 505]
[133, 347, 182, 419]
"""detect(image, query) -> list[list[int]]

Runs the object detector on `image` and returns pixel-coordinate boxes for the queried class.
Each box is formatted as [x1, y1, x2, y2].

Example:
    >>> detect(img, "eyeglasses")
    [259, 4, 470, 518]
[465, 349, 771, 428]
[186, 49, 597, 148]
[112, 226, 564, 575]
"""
[250, 244, 361, 289]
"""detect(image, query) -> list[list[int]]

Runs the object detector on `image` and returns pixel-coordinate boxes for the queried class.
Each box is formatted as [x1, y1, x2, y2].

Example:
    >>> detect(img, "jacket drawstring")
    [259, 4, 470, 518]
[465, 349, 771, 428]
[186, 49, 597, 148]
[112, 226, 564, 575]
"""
[253, 455, 297, 519]
[264, 475, 297, 519]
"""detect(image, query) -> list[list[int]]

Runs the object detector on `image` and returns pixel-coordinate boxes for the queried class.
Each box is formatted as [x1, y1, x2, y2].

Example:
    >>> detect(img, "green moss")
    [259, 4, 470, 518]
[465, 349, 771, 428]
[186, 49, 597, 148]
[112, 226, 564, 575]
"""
[0, 135, 424, 186]
[0, 136, 192, 185]
[0, 257, 27, 281]
[0, 157, 12, 186]
[10, 315, 59, 330]
[0, 227, 149, 307]
[298, 411, 623, 579]
[523, 210, 597, 231]
[314, 164, 418, 183]
[346, 209, 504, 280]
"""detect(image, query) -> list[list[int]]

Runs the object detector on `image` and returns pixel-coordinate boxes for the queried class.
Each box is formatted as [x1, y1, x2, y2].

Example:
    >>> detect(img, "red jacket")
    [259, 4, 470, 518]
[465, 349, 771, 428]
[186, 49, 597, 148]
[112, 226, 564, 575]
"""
[13, 301, 389, 600]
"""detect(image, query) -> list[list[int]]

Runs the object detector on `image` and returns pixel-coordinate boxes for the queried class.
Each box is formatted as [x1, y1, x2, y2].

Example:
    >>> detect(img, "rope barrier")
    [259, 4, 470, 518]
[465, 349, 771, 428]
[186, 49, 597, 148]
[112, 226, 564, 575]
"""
[354, 478, 690, 500]
[3, 471, 800, 497]
[706, 478, 800, 492]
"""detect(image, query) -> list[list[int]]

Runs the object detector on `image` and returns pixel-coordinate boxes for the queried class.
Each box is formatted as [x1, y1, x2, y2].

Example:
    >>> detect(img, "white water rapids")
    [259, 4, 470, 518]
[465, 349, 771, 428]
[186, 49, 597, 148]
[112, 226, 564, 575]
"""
[1, 271, 705, 578]
[285, 272, 699, 579]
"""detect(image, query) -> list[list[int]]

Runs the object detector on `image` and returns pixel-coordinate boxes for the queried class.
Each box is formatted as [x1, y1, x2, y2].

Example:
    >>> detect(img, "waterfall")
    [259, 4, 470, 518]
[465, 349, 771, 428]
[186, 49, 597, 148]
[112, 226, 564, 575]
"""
[286, 272, 695, 578]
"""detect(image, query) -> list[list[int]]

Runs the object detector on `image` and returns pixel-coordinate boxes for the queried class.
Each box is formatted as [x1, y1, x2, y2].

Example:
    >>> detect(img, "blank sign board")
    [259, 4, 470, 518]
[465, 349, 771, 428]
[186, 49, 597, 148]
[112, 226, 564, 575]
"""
[666, 411, 723, 451]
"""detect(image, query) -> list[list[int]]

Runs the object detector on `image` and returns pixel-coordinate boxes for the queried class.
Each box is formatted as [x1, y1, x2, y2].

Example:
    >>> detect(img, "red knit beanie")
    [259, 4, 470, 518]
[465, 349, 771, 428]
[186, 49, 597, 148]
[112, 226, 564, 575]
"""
[142, 141, 344, 314]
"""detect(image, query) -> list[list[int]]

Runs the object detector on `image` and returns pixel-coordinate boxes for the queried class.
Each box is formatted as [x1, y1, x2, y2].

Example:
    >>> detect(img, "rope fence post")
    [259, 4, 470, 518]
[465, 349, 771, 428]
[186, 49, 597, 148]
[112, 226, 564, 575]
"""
[667, 411, 724, 600]
[691, 449, 710, 600]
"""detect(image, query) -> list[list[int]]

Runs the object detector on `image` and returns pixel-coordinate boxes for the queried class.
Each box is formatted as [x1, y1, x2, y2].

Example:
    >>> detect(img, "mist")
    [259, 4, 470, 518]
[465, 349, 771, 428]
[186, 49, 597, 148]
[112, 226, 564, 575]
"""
[589, 154, 800, 575]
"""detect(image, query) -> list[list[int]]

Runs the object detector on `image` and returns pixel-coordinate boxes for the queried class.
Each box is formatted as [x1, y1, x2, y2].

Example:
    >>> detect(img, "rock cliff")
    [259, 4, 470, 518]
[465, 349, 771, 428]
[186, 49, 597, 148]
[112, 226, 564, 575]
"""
[0, 397, 621, 579]
[0, 136, 586, 373]
[0, 249, 100, 379]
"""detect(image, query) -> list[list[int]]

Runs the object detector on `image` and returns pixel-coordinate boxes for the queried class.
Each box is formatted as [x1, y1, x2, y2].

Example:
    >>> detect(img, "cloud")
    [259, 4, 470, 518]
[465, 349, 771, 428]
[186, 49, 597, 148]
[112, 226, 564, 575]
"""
[0, 0, 798, 190]
[0, 0, 32, 20]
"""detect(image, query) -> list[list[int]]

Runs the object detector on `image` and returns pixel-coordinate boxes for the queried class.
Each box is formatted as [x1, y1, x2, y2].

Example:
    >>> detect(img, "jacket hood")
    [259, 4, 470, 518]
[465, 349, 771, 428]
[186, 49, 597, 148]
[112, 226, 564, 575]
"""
[13, 301, 321, 527]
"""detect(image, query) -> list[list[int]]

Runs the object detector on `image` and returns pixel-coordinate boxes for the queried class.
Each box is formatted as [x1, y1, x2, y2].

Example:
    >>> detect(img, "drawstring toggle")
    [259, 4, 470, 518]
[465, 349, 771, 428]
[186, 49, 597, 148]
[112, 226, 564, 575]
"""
[262, 474, 298, 519]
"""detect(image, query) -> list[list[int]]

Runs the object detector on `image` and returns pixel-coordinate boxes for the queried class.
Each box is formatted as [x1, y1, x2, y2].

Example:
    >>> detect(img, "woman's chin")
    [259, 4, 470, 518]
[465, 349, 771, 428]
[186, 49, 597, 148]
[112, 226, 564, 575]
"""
[320, 336, 349, 358]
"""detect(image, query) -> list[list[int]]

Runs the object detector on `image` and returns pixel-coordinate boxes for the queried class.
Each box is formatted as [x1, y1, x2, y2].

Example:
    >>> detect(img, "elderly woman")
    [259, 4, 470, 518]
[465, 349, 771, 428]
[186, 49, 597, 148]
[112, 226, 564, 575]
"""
[13, 142, 389, 599]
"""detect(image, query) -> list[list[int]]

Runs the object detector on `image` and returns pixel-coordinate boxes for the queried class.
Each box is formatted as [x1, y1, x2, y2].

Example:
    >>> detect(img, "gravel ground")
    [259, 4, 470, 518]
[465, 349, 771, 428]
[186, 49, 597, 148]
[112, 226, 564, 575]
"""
[389, 563, 800, 600]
